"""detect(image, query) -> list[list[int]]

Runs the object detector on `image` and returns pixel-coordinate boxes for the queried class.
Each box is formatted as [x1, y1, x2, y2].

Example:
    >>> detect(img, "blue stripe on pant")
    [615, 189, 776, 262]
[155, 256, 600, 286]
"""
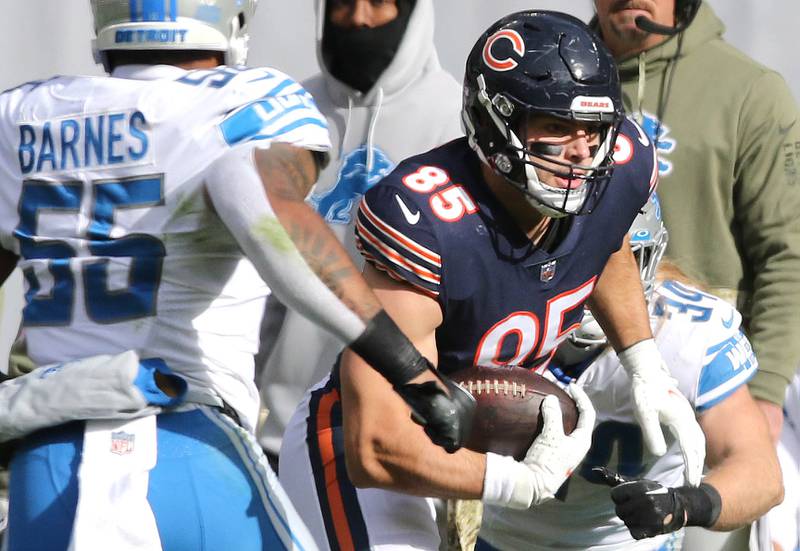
[7, 409, 304, 550]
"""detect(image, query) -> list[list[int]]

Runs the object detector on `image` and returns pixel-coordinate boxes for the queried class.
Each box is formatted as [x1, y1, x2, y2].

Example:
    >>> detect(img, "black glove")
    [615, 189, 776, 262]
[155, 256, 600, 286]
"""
[594, 467, 722, 540]
[395, 370, 476, 453]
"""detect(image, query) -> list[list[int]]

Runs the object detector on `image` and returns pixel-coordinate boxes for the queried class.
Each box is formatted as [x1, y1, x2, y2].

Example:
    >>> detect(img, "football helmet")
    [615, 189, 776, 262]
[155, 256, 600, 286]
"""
[462, 11, 624, 218]
[90, 0, 258, 70]
[563, 193, 669, 354]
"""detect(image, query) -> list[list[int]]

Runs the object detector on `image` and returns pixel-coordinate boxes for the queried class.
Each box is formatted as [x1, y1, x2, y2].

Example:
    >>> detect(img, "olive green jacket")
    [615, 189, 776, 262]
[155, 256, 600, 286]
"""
[595, 4, 800, 404]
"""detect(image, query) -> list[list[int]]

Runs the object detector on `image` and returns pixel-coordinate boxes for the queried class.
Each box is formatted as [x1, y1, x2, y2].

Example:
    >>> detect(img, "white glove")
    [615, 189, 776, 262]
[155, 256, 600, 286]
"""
[482, 384, 596, 509]
[618, 339, 706, 486]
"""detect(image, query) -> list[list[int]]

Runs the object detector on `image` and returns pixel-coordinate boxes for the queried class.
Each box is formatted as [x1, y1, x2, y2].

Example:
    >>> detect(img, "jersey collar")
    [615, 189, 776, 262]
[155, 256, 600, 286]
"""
[111, 64, 189, 81]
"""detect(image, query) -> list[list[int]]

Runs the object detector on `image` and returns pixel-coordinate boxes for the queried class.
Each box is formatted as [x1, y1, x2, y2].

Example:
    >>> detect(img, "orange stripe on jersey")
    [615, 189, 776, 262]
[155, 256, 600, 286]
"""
[316, 389, 356, 551]
[356, 219, 441, 285]
[359, 200, 442, 267]
[358, 247, 441, 299]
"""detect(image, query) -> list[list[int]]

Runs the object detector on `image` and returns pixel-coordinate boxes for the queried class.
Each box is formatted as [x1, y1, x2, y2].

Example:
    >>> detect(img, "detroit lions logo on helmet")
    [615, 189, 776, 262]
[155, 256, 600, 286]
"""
[482, 30, 525, 72]
[309, 145, 395, 224]
[639, 112, 676, 177]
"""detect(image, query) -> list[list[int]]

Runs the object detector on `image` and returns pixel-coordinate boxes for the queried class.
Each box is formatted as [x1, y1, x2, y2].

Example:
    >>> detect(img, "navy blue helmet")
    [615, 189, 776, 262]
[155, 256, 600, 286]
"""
[462, 11, 624, 217]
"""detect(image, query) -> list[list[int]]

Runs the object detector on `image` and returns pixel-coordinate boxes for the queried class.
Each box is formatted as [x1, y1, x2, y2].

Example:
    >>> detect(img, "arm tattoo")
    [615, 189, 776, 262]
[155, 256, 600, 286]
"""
[255, 145, 381, 321]
[256, 143, 317, 201]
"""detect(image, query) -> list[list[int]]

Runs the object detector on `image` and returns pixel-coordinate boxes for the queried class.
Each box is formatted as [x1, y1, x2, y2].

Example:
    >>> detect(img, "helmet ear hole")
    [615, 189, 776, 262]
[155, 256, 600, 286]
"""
[238, 13, 247, 30]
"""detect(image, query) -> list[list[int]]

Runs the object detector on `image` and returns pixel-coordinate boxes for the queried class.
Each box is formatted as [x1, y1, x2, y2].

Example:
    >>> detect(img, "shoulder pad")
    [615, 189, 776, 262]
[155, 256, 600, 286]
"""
[174, 66, 330, 151]
[653, 280, 757, 411]
[613, 117, 659, 196]
[356, 176, 443, 299]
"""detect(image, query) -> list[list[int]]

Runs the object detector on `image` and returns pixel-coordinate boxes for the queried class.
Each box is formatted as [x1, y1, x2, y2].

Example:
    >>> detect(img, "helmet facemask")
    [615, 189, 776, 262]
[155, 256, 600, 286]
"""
[464, 73, 621, 219]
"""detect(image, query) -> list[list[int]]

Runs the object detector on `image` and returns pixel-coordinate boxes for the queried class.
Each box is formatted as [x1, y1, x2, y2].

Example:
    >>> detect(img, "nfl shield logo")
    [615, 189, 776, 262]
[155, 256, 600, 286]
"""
[110, 431, 135, 455]
[540, 260, 557, 282]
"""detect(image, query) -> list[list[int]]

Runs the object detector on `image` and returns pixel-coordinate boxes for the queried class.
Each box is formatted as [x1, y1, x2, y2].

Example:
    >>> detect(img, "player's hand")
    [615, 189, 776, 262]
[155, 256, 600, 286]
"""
[483, 384, 595, 509]
[594, 467, 722, 538]
[395, 366, 476, 453]
[618, 339, 706, 486]
[520, 384, 596, 506]
[594, 467, 688, 539]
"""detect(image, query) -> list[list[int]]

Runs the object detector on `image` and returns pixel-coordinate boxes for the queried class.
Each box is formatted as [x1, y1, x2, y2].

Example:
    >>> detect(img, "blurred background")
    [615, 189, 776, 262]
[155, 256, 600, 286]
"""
[1, 1, 798, 102]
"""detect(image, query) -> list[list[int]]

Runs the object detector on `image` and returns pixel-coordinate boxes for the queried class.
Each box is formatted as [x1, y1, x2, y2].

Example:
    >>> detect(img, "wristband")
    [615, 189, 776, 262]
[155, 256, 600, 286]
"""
[349, 310, 428, 386]
[482, 452, 533, 509]
[676, 483, 722, 528]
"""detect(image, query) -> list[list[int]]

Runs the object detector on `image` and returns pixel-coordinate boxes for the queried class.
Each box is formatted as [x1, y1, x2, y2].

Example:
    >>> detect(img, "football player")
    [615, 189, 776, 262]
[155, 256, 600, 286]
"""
[0, 1, 473, 549]
[477, 194, 783, 551]
[278, 11, 705, 550]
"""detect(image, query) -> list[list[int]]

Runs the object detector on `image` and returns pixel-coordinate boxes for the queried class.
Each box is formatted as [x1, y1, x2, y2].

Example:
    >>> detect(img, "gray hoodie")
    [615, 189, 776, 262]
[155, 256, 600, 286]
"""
[258, 0, 463, 455]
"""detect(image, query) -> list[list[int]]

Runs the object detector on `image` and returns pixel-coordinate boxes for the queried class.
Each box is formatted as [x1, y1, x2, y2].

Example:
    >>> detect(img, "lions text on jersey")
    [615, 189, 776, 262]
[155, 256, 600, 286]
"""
[479, 281, 758, 551]
[278, 117, 657, 550]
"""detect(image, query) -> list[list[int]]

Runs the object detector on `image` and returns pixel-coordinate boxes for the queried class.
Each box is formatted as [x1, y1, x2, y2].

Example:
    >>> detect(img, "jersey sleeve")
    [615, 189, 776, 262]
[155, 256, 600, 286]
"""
[214, 67, 331, 154]
[355, 181, 444, 300]
[654, 280, 758, 412]
[695, 329, 758, 412]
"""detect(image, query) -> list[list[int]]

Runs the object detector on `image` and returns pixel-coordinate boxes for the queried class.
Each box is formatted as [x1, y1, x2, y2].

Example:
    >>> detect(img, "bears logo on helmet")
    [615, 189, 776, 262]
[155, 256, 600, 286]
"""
[481, 29, 525, 72]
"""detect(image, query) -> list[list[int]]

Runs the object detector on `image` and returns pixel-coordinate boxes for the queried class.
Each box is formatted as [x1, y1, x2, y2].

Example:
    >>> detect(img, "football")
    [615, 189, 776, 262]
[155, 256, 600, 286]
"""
[450, 365, 578, 461]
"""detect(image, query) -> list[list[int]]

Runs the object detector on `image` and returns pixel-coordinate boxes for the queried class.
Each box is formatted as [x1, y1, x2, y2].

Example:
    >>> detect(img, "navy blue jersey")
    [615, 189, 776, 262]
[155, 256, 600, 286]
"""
[355, 117, 657, 375]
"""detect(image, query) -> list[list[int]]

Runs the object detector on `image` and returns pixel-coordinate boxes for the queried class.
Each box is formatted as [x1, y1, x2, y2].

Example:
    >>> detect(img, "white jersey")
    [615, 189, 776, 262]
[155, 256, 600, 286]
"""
[0, 64, 330, 430]
[481, 280, 758, 551]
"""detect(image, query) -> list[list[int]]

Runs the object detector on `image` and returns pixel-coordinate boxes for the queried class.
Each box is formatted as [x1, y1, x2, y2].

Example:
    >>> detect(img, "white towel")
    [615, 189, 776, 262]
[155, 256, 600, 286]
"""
[68, 415, 162, 551]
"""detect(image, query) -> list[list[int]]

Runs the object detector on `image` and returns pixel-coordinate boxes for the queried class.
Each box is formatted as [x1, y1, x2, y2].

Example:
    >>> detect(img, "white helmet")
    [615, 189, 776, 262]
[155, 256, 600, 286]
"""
[559, 193, 669, 363]
[90, 0, 258, 70]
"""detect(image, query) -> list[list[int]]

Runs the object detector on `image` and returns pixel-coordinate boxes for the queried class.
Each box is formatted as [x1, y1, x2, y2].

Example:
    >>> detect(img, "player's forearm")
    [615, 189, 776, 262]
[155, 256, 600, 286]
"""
[587, 241, 652, 352]
[700, 388, 784, 530]
[342, 350, 485, 500]
[209, 166, 366, 343]
[254, 144, 382, 324]
[702, 447, 783, 530]
[350, 431, 487, 500]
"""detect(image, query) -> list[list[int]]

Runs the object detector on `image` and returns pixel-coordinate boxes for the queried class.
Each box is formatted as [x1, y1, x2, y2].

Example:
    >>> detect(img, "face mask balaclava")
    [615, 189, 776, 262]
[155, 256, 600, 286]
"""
[322, 0, 414, 94]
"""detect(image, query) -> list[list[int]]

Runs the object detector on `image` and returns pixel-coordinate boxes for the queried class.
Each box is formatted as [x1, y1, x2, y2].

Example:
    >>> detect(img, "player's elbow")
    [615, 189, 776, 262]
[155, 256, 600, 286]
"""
[764, 462, 784, 510]
[756, 444, 785, 511]
[344, 430, 394, 489]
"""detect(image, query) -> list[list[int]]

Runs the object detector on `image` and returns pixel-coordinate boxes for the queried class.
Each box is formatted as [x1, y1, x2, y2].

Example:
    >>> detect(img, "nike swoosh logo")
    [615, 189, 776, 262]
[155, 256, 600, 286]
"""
[395, 194, 420, 225]
[645, 487, 669, 495]
[721, 310, 735, 329]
